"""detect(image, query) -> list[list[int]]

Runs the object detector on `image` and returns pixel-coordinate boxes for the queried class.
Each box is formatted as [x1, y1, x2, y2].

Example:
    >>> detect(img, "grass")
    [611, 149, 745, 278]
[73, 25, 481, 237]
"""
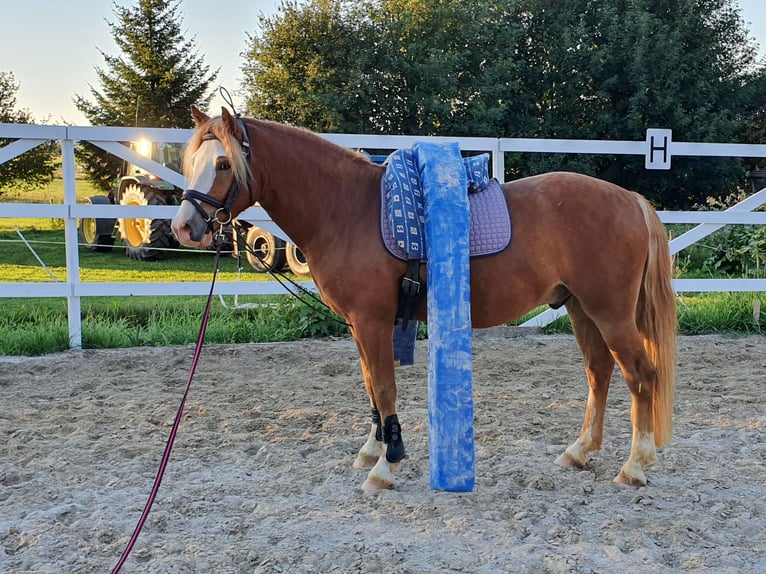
[677, 292, 765, 335]
[2, 290, 764, 356]
[1, 173, 103, 204]
[1, 176, 338, 355]
[1, 178, 765, 355]
[0, 224, 331, 355]
[0, 226, 276, 283]
[0, 294, 348, 355]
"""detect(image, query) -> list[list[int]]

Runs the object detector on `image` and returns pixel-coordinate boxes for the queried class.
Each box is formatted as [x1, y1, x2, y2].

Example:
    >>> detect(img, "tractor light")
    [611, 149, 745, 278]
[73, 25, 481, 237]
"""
[136, 139, 152, 158]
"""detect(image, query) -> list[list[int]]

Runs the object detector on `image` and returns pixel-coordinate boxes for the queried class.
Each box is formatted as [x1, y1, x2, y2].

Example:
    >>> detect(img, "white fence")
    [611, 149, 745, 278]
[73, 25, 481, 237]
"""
[2, 123, 766, 348]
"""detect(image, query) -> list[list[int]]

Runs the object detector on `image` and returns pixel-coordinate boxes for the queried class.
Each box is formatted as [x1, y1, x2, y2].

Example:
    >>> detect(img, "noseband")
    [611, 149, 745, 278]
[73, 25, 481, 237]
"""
[181, 118, 255, 234]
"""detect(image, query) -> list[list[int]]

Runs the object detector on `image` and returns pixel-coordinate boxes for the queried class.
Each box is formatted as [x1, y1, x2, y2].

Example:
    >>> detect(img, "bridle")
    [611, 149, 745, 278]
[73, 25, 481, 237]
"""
[180, 118, 255, 236]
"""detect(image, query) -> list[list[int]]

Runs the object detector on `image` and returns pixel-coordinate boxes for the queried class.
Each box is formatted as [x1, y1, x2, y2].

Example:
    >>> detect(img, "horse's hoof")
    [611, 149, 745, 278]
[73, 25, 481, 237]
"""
[360, 458, 399, 491]
[613, 469, 647, 487]
[352, 453, 378, 469]
[554, 451, 585, 469]
[360, 477, 393, 491]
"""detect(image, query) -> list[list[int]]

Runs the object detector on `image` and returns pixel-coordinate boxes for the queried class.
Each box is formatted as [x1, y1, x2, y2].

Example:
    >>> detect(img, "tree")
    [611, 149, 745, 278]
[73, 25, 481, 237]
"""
[74, 0, 218, 189]
[242, 0, 531, 136]
[357, 0, 532, 136]
[0, 71, 58, 193]
[513, 0, 763, 208]
[242, 0, 371, 132]
[242, 0, 765, 208]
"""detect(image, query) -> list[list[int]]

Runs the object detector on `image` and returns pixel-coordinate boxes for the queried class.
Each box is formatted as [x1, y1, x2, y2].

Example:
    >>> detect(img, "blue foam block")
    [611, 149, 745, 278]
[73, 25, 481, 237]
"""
[413, 141, 475, 492]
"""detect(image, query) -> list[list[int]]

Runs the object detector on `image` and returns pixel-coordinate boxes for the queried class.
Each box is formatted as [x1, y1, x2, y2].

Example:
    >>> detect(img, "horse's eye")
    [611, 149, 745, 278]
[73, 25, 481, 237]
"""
[217, 160, 231, 171]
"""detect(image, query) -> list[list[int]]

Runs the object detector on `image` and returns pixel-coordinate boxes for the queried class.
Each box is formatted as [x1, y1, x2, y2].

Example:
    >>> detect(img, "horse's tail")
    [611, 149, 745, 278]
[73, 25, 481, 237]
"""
[636, 196, 677, 447]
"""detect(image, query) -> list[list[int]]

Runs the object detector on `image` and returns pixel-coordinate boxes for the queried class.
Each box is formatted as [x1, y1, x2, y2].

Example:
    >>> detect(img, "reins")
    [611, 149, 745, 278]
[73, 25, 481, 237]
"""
[230, 222, 350, 328]
[110, 235, 225, 574]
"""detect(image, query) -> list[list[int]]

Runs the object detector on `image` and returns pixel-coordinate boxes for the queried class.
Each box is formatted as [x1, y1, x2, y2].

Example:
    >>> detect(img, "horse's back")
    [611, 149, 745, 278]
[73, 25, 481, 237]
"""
[500, 171, 649, 251]
[502, 171, 642, 217]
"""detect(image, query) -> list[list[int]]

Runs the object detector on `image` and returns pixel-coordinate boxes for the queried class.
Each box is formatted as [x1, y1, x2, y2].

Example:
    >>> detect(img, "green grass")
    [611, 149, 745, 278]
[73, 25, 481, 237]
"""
[0, 210, 333, 355]
[2, 179, 766, 355]
[676, 292, 765, 335]
[0, 295, 348, 355]
[2, 290, 764, 356]
[0, 227, 276, 283]
[1, 173, 103, 204]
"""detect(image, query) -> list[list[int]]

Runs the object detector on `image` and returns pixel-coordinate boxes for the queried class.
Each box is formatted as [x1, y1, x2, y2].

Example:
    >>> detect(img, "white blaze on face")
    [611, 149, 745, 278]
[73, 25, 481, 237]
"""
[172, 139, 227, 246]
[187, 139, 225, 195]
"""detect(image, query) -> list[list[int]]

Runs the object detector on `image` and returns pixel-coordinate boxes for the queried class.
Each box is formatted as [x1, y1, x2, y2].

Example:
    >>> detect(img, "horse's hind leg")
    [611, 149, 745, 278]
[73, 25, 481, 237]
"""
[599, 323, 659, 486]
[556, 297, 615, 469]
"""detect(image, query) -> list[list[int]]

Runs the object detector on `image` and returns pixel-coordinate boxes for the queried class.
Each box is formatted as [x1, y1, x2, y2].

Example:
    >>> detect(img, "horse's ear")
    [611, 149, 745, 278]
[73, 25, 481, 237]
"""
[191, 105, 209, 127]
[221, 107, 243, 139]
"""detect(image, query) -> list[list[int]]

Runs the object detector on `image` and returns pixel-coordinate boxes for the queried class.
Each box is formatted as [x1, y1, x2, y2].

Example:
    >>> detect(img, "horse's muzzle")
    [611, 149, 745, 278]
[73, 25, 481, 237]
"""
[171, 202, 213, 248]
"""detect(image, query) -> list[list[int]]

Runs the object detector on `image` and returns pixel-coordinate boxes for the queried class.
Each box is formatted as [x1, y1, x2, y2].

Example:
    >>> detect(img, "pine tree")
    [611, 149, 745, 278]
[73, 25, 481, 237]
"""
[74, 0, 218, 189]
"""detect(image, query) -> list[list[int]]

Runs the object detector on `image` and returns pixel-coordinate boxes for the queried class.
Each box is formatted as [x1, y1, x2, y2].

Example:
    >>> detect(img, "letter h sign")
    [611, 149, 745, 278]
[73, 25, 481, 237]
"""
[645, 128, 672, 170]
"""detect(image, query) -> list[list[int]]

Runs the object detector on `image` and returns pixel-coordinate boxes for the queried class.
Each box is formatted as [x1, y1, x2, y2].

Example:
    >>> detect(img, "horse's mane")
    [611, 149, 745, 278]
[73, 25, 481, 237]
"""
[184, 116, 375, 186]
[258, 119, 377, 166]
[183, 117, 251, 187]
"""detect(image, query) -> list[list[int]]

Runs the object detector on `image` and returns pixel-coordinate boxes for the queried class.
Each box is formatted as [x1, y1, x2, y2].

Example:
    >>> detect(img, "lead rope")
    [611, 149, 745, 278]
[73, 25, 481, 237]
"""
[230, 222, 351, 328]
[111, 236, 224, 574]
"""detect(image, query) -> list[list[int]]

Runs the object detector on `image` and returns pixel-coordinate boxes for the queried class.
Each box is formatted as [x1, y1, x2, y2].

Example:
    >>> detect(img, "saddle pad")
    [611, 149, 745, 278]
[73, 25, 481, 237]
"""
[382, 148, 492, 259]
[380, 177, 512, 261]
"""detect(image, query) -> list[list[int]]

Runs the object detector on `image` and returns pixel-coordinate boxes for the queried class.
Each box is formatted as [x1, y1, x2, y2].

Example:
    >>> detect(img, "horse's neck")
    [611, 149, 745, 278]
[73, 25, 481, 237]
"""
[251, 121, 381, 249]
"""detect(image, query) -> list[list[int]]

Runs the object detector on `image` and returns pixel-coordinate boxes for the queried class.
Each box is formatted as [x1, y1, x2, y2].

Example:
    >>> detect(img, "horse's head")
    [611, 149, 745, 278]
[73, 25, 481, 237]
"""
[171, 106, 255, 249]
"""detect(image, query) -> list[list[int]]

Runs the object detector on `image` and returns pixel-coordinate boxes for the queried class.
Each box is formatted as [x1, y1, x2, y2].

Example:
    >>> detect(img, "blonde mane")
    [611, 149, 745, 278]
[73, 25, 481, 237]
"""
[183, 117, 251, 187]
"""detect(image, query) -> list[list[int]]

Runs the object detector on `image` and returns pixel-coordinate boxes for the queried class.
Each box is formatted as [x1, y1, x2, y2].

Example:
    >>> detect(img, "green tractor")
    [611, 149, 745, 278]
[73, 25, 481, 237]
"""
[236, 223, 310, 276]
[78, 139, 182, 260]
[79, 139, 310, 274]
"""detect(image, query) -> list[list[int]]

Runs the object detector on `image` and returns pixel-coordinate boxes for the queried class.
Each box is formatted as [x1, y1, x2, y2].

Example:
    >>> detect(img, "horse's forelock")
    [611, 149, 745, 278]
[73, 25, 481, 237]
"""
[183, 117, 250, 189]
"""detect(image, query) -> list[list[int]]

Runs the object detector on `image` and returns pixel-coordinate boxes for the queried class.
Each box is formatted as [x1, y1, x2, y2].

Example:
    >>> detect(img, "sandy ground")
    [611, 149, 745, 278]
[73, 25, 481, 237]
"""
[0, 333, 764, 573]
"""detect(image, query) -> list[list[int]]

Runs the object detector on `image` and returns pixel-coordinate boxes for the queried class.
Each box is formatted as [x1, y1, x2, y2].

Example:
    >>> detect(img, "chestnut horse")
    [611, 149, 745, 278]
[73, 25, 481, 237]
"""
[172, 107, 677, 490]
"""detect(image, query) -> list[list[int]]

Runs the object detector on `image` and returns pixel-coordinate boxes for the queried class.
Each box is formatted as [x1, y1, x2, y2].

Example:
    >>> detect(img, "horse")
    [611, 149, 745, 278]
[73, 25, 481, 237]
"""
[171, 106, 677, 491]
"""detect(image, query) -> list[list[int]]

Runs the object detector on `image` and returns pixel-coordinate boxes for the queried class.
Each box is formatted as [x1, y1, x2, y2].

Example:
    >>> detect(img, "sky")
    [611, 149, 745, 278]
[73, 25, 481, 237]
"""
[0, 0, 281, 124]
[1, 0, 766, 126]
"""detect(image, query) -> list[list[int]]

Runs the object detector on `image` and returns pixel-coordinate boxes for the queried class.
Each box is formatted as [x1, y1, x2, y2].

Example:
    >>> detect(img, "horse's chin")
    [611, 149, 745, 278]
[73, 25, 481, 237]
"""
[192, 234, 213, 249]
[180, 233, 212, 249]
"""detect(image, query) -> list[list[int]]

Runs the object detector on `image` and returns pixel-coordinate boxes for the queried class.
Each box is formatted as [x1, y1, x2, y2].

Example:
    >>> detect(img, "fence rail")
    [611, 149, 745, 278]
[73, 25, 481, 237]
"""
[2, 123, 766, 347]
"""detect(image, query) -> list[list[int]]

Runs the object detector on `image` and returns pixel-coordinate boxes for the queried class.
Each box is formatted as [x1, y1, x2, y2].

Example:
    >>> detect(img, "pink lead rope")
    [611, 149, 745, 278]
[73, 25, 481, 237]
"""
[111, 242, 222, 573]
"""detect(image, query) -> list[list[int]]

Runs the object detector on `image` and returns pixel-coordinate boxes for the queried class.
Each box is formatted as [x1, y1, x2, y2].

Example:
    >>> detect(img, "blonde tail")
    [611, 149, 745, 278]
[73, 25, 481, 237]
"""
[636, 196, 677, 447]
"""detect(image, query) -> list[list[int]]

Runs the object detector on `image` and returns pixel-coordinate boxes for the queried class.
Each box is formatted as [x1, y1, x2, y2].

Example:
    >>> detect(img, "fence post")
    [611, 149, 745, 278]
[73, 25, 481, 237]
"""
[61, 135, 82, 349]
[414, 141, 475, 492]
[492, 139, 505, 183]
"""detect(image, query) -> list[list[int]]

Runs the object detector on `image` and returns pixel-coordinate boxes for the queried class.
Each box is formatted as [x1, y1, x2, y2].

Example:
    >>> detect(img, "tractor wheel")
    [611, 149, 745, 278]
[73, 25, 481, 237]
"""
[286, 243, 311, 277]
[118, 184, 174, 261]
[245, 226, 286, 272]
[78, 196, 115, 252]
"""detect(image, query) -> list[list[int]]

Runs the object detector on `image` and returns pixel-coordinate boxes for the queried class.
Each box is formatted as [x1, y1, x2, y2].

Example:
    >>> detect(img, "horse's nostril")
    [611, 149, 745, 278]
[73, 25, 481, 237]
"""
[188, 221, 206, 243]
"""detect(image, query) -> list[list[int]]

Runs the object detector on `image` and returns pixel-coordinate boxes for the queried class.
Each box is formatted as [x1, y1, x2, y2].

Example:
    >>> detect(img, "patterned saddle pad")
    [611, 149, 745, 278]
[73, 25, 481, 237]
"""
[380, 148, 512, 261]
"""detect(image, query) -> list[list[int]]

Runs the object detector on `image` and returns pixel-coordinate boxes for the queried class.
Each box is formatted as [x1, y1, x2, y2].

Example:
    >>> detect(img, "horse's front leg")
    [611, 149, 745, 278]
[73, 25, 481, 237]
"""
[352, 407, 405, 491]
[350, 323, 405, 490]
[352, 407, 384, 469]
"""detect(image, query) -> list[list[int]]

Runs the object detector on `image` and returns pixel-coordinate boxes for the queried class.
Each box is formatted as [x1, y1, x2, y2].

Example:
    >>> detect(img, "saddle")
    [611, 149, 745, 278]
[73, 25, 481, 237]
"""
[379, 148, 512, 332]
